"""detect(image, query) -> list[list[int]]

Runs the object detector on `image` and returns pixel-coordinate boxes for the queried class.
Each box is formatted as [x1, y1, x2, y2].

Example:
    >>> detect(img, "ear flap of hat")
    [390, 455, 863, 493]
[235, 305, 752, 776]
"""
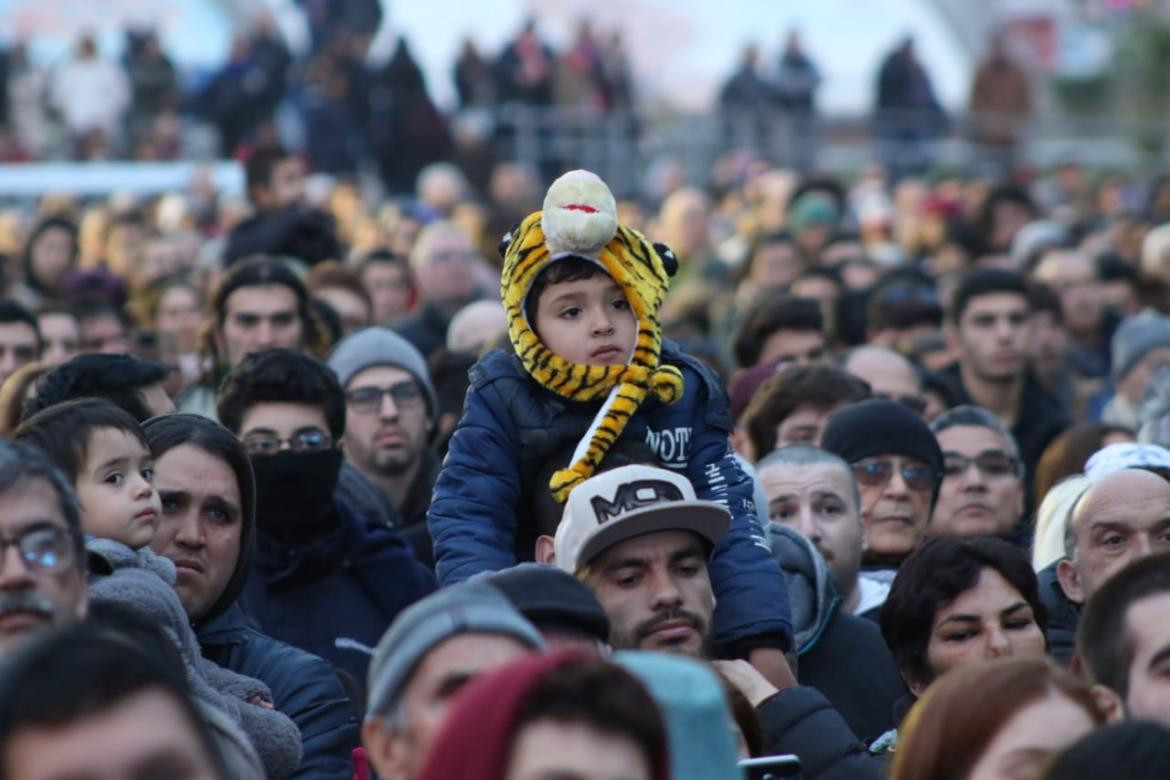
[498, 221, 521, 260]
[653, 242, 679, 278]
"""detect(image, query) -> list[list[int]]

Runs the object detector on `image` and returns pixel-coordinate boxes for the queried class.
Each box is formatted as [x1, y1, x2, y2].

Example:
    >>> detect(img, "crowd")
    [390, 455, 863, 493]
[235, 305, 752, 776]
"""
[0, 26, 1168, 775]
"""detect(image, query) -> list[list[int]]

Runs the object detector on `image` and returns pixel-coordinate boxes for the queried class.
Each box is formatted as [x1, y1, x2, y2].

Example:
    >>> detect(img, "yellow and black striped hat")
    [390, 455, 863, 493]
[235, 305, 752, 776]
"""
[500, 170, 684, 502]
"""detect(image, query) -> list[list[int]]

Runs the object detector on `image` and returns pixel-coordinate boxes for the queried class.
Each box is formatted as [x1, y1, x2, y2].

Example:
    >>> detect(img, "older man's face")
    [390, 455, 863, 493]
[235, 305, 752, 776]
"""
[0, 480, 86, 655]
[1058, 469, 1170, 604]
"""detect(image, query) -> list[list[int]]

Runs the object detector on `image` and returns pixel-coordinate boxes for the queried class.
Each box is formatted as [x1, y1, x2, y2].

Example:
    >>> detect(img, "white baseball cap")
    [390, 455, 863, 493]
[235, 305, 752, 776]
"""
[554, 464, 731, 574]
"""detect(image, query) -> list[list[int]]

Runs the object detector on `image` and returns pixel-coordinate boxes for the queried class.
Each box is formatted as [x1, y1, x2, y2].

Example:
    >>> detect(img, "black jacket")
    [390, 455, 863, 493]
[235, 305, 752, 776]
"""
[757, 686, 884, 780]
[242, 500, 437, 686]
[770, 525, 906, 741]
[1038, 561, 1080, 666]
[198, 604, 360, 779]
[394, 303, 452, 364]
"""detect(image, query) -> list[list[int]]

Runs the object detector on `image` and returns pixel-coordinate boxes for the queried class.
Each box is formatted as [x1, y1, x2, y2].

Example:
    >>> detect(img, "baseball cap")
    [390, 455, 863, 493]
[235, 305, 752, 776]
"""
[365, 581, 544, 717]
[554, 465, 730, 574]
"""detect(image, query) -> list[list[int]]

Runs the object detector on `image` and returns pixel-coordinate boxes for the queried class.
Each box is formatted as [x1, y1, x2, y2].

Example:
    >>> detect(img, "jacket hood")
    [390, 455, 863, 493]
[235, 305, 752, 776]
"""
[768, 524, 839, 655]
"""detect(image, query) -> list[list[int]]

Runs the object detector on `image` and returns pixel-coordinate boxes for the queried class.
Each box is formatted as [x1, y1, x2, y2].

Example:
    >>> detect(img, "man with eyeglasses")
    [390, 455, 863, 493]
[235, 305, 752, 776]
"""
[217, 347, 436, 683]
[929, 405, 1025, 541]
[328, 328, 439, 565]
[0, 439, 87, 656]
[821, 399, 944, 576]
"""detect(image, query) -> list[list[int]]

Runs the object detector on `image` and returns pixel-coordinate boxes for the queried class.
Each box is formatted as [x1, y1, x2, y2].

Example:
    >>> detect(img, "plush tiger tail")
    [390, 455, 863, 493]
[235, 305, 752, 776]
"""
[550, 364, 684, 502]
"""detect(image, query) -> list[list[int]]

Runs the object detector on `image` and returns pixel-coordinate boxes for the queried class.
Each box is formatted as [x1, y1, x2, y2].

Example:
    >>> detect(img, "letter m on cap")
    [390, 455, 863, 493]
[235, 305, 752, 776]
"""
[590, 480, 683, 524]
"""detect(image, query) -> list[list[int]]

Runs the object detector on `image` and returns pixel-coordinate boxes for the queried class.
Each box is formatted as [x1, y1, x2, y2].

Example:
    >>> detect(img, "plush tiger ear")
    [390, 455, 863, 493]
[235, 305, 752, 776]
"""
[498, 221, 522, 259]
[653, 242, 679, 277]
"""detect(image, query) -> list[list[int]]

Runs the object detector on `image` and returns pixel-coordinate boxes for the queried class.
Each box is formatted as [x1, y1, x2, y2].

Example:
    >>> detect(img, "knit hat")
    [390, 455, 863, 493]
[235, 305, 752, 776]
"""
[788, 191, 839, 233]
[1111, 310, 1170, 382]
[482, 563, 611, 644]
[821, 399, 944, 483]
[327, 326, 438, 417]
[616, 651, 741, 780]
[365, 582, 544, 717]
[500, 169, 684, 502]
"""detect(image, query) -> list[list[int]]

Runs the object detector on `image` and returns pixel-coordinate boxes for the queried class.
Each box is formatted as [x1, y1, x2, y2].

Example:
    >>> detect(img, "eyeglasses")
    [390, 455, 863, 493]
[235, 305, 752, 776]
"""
[345, 382, 424, 415]
[243, 429, 333, 456]
[872, 392, 928, 416]
[0, 524, 76, 575]
[851, 457, 937, 493]
[943, 451, 1020, 479]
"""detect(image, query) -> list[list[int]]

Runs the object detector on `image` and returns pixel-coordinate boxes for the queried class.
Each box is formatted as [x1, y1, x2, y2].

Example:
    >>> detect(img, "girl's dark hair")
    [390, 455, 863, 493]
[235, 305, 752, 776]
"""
[1042, 721, 1170, 780]
[880, 537, 1048, 689]
[14, 398, 148, 484]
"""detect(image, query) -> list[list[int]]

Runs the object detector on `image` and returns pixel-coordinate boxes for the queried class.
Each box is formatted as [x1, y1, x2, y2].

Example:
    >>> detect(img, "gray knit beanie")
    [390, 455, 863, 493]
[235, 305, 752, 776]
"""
[1111, 310, 1170, 382]
[327, 327, 438, 416]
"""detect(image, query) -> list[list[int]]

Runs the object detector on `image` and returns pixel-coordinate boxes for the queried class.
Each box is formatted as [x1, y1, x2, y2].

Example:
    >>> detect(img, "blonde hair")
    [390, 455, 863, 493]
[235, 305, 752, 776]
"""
[1032, 474, 1091, 571]
[1140, 223, 1170, 280]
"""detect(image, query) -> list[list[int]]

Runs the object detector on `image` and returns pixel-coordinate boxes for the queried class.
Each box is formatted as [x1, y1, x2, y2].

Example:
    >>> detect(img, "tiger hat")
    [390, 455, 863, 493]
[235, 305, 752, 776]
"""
[500, 169, 684, 502]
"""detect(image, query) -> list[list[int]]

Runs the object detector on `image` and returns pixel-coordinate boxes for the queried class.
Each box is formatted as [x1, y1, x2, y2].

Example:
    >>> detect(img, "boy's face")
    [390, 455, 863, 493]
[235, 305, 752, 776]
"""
[533, 274, 636, 366]
[75, 428, 161, 549]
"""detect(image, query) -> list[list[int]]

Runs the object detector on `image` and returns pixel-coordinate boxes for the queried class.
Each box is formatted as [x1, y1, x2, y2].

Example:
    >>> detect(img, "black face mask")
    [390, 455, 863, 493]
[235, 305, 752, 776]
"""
[250, 448, 344, 546]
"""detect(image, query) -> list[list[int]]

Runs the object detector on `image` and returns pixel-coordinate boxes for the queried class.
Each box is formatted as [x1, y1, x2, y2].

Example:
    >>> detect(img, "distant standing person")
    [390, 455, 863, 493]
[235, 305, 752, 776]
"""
[969, 34, 1031, 175]
[874, 36, 947, 182]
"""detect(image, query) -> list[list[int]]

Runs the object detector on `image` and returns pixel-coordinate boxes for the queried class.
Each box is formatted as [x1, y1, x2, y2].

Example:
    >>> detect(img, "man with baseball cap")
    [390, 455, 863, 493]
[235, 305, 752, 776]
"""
[362, 580, 544, 780]
[329, 327, 440, 564]
[546, 464, 885, 778]
[550, 464, 730, 657]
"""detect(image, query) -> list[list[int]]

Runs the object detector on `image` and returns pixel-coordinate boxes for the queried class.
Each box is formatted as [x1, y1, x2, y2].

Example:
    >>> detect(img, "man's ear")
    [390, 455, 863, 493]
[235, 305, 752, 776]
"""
[1090, 683, 1126, 724]
[534, 535, 556, 565]
[1056, 558, 1085, 605]
[362, 717, 403, 780]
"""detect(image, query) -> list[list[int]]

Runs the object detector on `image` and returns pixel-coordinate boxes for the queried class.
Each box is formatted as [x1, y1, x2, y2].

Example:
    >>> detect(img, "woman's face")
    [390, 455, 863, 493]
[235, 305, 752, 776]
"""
[30, 226, 75, 288]
[966, 692, 1097, 780]
[914, 567, 1046, 696]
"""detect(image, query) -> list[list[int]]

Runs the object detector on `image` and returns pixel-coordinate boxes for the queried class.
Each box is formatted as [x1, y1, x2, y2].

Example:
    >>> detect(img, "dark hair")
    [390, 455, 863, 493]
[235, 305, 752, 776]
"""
[202, 257, 328, 373]
[1077, 553, 1170, 698]
[514, 658, 668, 778]
[0, 623, 225, 780]
[24, 354, 170, 423]
[0, 439, 84, 558]
[740, 364, 870, 458]
[731, 293, 823, 368]
[429, 348, 476, 455]
[880, 537, 1048, 688]
[890, 657, 1103, 780]
[142, 414, 256, 621]
[217, 347, 345, 438]
[948, 268, 1029, 325]
[1033, 422, 1133, 506]
[1096, 250, 1140, 287]
[15, 398, 149, 485]
[738, 231, 800, 283]
[22, 216, 78, 295]
[866, 273, 943, 333]
[245, 145, 293, 200]
[975, 182, 1037, 251]
[0, 298, 41, 347]
[306, 260, 373, 311]
[524, 256, 611, 330]
[1025, 280, 1062, 323]
[1042, 721, 1170, 780]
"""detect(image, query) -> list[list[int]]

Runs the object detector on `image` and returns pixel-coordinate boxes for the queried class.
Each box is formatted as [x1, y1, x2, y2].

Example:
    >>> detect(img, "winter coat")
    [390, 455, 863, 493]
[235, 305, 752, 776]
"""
[769, 525, 907, 741]
[757, 685, 885, 780]
[242, 500, 437, 687]
[87, 540, 302, 779]
[198, 604, 361, 779]
[427, 343, 793, 649]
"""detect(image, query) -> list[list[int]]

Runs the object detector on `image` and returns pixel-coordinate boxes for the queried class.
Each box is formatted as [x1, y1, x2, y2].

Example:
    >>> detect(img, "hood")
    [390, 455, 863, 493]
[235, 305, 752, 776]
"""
[768, 523, 839, 655]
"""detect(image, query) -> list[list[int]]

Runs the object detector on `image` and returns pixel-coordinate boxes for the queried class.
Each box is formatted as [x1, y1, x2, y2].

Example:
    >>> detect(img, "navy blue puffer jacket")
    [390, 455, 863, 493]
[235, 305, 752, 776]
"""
[427, 343, 792, 648]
